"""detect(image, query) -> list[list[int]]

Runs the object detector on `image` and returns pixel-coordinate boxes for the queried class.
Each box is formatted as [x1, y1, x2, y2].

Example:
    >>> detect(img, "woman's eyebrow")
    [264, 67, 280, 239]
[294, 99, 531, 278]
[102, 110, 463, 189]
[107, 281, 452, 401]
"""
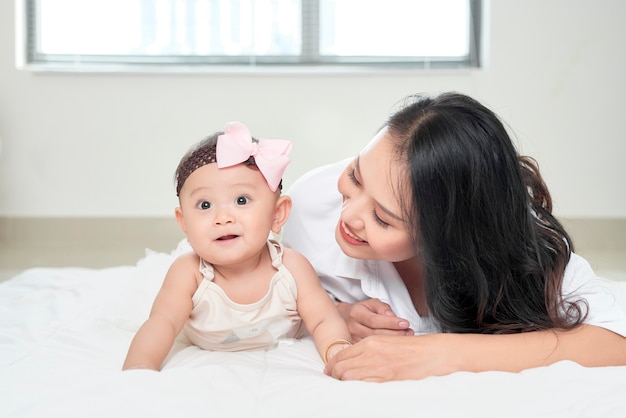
[355, 157, 404, 221]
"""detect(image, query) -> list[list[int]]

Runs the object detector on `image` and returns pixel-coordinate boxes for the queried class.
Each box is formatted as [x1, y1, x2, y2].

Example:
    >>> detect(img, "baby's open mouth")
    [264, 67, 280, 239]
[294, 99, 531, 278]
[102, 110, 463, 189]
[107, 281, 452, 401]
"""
[217, 235, 238, 241]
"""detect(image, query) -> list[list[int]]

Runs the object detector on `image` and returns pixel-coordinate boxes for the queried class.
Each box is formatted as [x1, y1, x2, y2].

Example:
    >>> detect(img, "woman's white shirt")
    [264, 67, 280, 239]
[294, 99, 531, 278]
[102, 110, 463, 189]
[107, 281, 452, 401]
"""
[282, 159, 626, 337]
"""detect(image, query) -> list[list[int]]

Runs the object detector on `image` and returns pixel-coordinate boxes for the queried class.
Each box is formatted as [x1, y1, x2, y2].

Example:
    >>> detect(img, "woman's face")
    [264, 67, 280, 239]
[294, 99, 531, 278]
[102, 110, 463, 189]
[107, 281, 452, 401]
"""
[335, 127, 416, 262]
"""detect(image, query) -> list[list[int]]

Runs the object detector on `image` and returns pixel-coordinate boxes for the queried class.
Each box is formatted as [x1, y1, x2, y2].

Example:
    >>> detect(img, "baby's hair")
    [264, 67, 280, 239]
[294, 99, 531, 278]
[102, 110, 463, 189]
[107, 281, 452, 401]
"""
[174, 132, 281, 196]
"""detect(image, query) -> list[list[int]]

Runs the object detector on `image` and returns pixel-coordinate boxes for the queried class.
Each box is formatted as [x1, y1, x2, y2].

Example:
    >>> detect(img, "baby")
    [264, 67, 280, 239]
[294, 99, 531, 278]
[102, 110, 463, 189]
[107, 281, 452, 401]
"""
[123, 122, 351, 371]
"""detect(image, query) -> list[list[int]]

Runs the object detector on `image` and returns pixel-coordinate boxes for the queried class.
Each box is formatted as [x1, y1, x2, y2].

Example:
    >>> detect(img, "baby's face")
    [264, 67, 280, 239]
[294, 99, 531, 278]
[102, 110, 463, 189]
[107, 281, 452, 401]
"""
[176, 163, 279, 266]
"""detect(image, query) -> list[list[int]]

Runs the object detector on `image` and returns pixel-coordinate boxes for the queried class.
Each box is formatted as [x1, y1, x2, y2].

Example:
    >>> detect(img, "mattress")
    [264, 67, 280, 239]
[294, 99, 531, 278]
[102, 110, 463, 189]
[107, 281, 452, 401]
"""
[2, 244, 626, 418]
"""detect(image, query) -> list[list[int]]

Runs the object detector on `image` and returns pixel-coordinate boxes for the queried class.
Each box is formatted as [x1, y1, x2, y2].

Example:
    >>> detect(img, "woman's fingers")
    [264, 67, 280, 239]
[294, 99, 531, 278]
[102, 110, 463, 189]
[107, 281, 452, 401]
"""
[347, 299, 413, 340]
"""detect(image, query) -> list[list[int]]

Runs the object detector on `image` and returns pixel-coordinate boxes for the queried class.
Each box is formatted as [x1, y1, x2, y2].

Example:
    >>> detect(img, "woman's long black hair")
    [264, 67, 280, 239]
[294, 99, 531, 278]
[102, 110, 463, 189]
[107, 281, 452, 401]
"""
[387, 92, 586, 333]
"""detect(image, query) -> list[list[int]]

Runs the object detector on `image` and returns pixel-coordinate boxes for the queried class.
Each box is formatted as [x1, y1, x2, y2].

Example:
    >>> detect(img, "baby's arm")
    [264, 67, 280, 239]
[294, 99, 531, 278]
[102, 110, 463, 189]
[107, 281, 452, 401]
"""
[122, 253, 199, 371]
[282, 248, 352, 363]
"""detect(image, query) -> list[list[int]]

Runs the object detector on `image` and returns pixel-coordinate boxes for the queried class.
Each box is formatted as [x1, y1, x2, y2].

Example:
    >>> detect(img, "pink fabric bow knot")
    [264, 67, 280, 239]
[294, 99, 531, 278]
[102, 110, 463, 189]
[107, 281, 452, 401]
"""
[216, 121, 292, 192]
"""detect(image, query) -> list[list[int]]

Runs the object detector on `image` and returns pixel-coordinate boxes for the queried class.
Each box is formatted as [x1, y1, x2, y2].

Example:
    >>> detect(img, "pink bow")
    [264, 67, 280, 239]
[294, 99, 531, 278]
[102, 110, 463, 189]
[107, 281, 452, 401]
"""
[216, 122, 292, 192]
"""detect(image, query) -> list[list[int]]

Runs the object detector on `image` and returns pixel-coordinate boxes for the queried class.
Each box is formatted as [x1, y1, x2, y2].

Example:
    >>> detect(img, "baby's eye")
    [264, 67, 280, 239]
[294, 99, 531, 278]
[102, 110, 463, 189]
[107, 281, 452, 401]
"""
[198, 201, 211, 210]
[235, 196, 250, 205]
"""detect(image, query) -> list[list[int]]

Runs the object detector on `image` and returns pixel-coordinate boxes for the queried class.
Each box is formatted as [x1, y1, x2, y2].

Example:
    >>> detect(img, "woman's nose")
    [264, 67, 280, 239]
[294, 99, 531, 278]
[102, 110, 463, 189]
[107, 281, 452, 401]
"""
[340, 195, 365, 230]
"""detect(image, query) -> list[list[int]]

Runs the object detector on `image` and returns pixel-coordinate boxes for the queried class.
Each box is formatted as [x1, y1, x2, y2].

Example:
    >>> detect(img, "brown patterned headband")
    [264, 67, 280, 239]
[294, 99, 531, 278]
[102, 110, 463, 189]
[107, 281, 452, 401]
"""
[175, 134, 220, 197]
[175, 133, 267, 196]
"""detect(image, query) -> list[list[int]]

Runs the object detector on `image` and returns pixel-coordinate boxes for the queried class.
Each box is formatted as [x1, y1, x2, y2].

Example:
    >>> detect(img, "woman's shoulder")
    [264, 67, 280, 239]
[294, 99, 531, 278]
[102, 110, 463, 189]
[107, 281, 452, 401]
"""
[564, 252, 594, 277]
[564, 253, 626, 336]
[285, 158, 349, 219]
[286, 158, 351, 196]
[283, 159, 349, 256]
[562, 252, 607, 296]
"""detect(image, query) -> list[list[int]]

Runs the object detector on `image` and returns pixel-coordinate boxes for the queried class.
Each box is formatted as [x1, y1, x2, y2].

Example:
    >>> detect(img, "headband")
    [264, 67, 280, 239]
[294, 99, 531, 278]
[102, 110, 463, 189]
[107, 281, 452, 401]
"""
[176, 122, 292, 196]
[216, 121, 292, 192]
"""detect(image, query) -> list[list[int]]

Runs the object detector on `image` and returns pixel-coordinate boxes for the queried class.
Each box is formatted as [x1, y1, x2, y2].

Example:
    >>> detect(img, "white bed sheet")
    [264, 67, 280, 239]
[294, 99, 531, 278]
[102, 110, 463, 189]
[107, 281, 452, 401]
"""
[2, 245, 626, 418]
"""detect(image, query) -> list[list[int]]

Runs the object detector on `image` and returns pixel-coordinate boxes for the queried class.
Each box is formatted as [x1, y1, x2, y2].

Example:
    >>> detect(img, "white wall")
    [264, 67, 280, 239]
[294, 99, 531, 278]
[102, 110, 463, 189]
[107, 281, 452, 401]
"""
[1, 0, 625, 218]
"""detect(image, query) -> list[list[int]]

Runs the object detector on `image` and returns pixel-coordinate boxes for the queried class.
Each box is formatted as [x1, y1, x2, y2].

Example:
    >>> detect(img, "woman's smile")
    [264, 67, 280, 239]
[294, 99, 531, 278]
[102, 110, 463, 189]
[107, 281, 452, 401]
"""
[339, 221, 367, 245]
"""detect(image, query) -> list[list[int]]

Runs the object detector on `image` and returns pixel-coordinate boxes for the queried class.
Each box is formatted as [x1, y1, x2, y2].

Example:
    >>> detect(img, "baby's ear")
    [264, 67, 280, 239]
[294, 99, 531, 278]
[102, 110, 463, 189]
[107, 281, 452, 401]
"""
[271, 195, 292, 234]
[174, 207, 187, 234]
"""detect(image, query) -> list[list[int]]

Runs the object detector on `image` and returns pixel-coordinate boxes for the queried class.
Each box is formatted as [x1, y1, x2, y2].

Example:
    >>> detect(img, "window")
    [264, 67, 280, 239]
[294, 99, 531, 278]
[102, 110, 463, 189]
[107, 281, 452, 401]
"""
[22, 0, 482, 71]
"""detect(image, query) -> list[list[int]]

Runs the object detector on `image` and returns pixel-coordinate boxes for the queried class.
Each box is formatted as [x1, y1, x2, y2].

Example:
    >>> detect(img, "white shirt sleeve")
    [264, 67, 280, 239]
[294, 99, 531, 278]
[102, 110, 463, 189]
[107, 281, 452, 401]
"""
[562, 253, 626, 336]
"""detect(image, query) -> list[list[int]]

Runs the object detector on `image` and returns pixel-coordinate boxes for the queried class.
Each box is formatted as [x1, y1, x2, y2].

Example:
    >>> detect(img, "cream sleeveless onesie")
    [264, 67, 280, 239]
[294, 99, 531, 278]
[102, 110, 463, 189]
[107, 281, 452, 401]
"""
[183, 240, 305, 351]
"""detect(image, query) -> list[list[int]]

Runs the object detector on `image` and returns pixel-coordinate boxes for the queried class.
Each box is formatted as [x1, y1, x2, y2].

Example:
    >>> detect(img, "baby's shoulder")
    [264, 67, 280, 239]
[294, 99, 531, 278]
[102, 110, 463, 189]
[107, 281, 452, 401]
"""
[166, 251, 203, 279]
[279, 246, 317, 278]
[158, 251, 204, 292]
[280, 246, 308, 264]
[173, 250, 201, 266]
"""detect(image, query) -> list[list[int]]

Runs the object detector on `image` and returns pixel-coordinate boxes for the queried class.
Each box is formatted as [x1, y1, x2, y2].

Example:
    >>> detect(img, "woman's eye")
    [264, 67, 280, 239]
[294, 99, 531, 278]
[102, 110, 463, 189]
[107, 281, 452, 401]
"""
[372, 210, 390, 228]
[198, 201, 211, 210]
[235, 196, 250, 205]
[347, 168, 361, 186]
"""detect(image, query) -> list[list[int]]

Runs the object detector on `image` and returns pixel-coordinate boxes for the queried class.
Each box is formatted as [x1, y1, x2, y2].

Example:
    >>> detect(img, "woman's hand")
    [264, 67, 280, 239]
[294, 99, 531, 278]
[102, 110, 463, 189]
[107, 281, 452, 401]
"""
[324, 334, 461, 382]
[336, 299, 414, 342]
[325, 325, 626, 382]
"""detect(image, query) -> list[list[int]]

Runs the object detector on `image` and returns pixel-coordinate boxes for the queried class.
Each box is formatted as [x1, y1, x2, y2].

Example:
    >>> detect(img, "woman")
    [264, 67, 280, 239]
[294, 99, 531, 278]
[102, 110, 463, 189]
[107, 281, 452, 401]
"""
[282, 92, 626, 382]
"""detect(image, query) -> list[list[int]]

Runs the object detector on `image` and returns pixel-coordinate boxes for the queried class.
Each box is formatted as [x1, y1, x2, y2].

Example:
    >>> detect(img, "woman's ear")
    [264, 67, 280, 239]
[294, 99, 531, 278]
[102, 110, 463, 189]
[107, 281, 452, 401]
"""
[271, 195, 292, 234]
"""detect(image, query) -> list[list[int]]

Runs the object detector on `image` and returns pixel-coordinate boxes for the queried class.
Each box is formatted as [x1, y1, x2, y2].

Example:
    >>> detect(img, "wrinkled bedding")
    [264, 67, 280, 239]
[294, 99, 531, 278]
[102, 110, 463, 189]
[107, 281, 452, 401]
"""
[2, 245, 626, 418]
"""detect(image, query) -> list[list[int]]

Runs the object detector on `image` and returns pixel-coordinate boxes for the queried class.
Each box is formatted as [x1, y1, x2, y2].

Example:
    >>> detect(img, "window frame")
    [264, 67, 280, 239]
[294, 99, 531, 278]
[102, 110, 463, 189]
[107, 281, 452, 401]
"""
[19, 0, 483, 73]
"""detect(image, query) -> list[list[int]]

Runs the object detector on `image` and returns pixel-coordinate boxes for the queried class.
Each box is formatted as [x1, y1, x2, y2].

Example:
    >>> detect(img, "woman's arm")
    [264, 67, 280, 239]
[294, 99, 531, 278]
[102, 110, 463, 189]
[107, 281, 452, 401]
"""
[122, 254, 198, 371]
[325, 324, 626, 382]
